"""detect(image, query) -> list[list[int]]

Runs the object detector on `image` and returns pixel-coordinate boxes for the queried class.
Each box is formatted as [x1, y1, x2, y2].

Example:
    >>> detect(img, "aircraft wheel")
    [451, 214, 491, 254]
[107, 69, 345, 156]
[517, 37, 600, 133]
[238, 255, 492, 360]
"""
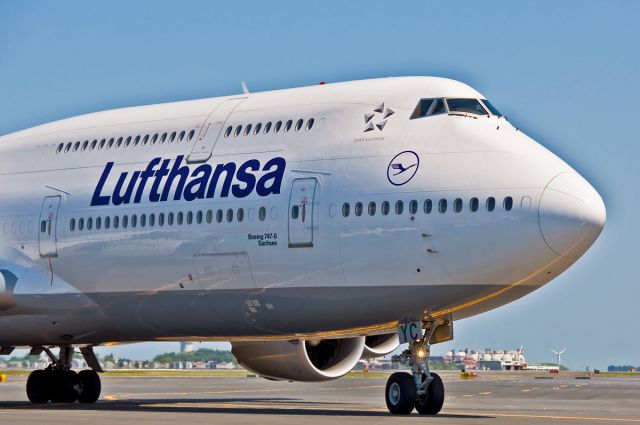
[26, 369, 51, 403]
[385, 372, 417, 414]
[49, 370, 79, 403]
[77, 370, 101, 404]
[415, 372, 445, 415]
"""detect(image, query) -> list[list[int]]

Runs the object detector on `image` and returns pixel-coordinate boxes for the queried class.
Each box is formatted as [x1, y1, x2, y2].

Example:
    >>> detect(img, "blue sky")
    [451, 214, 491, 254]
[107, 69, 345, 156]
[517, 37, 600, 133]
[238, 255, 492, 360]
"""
[1, 0, 638, 369]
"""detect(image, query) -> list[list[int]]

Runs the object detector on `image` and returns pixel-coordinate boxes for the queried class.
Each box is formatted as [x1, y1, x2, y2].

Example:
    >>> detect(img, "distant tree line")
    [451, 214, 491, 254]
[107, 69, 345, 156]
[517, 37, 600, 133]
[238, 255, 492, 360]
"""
[152, 349, 237, 365]
[608, 365, 638, 372]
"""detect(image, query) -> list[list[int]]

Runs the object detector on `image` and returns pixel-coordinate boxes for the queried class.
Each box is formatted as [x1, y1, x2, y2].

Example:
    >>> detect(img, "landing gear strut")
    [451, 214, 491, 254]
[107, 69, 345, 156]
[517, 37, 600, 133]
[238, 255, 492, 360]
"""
[386, 319, 447, 415]
[26, 346, 101, 404]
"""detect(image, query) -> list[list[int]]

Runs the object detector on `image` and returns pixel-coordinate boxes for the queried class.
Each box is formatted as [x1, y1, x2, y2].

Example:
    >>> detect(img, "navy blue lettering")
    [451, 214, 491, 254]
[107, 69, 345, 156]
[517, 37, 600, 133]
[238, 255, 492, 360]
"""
[90, 162, 114, 206]
[134, 157, 161, 203]
[184, 164, 212, 201]
[232, 159, 259, 198]
[161, 155, 189, 202]
[256, 157, 286, 196]
[112, 171, 141, 206]
[207, 162, 236, 198]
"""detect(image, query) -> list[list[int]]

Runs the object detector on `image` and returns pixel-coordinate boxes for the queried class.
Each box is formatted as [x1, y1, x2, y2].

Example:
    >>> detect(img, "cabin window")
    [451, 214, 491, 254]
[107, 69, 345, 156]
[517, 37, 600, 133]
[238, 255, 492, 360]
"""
[274, 121, 282, 133]
[368, 201, 376, 216]
[454, 198, 463, 213]
[69, 218, 75, 231]
[122, 215, 129, 228]
[354, 202, 363, 216]
[158, 213, 165, 227]
[167, 212, 174, 226]
[113, 216, 120, 229]
[306, 118, 315, 130]
[188, 129, 196, 141]
[254, 123, 262, 134]
[486, 197, 496, 212]
[160, 133, 167, 143]
[439, 199, 448, 213]
[141, 135, 149, 146]
[186, 211, 193, 225]
[149, 213, 155, 227]
[284, 120, 293, 132]
[104, 216, 111, 229]
[206, 210, 213, 224]
[73, 142, 80, 152]
[381, 201, 390, 216]
[169, 132, 176, 143]
[78, 218, 85, 231]
[140, 214, 146, 227]
[177, 212, 184, 225]
[150, 134, 158, 145]
[295, 119, 304, 131]
[291, 205, 299, 219]
[226, 209, 233, 222]
[234, 125, 242, 137]
[342, 202, 350, 217]
[264, 122, 272, 133]
[244, 124, 252, 136]
[130, 215, 137, 228]
[65, 142, 72, 152]
[178, 131, 186, 142]
[259, 206, 267, 221]
[470, 197, 479, 212]
[395, 200, 404, 215]
[96, 217, 102, 229]
[224, 126, 232, 138]
[504, 196, 513, 211]
[196, 210, 203, 224]
[424, 199, 433, 214]
[409, 200, 418, 215]
[237, 208, 244, 222]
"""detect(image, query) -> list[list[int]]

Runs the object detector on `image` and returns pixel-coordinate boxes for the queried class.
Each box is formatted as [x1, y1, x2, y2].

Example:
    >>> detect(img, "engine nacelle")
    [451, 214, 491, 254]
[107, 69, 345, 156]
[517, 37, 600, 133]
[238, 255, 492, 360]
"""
[361, 333, 400, 359]
[231, 336, 365, 382]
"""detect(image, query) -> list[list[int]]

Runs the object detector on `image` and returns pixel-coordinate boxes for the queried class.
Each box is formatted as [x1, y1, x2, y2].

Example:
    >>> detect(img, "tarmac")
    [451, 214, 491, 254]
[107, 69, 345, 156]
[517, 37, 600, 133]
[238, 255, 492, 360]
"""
[0, 370, 639, 424]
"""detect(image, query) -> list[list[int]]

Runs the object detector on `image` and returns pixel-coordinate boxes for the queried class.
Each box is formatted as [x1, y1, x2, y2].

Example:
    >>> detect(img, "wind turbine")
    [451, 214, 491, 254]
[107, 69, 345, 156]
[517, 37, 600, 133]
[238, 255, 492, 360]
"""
[551, 348, 567, 370]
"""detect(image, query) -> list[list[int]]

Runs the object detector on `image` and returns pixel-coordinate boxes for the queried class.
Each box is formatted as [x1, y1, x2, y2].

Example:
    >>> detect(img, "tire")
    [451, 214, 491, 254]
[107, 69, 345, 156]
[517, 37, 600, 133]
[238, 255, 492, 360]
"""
[415, 372, 445, 415]
[50, 370, 79, 404]
[385, 372, 417, 415]
[77, 370, 101, 404]
[26, 369, 51, 404]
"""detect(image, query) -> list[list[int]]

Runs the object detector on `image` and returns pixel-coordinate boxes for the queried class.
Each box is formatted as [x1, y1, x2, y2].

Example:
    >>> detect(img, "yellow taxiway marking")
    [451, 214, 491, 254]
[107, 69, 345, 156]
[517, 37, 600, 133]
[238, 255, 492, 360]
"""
[103, 395, 119, 401]
[444, 410, 640, 423]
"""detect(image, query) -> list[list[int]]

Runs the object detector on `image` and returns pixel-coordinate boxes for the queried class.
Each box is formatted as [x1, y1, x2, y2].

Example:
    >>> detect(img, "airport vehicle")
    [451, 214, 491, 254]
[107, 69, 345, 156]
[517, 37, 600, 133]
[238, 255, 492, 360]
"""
[0, 77, 605, 413]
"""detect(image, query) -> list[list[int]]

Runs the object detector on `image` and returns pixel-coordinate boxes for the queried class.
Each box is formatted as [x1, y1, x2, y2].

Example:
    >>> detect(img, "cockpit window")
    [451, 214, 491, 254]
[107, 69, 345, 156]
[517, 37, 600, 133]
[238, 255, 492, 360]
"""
[446, 98, 488, 115]
[431, 99, 446, 115]
[410, 98, 447, 119]
[410, 99, 434, 119]
[480, 99, 502, 116]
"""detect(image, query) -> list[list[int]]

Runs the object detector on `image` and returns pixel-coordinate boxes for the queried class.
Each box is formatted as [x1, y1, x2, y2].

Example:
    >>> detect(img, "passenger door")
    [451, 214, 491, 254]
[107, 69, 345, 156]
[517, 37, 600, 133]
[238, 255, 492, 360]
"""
[38, 195, 61, 258]
[288, 178, 318, 248]
[187, 97, 246, 164]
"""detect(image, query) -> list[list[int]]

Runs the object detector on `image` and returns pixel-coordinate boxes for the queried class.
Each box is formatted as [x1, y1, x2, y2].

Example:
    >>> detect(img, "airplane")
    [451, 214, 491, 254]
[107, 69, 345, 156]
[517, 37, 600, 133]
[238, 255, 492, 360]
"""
[0, 76, 605, 414]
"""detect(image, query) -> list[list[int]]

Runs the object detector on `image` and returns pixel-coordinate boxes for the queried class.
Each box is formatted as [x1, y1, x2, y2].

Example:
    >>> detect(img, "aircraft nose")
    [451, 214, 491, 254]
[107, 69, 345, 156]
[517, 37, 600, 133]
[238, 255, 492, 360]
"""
[539, 172, 606, 258]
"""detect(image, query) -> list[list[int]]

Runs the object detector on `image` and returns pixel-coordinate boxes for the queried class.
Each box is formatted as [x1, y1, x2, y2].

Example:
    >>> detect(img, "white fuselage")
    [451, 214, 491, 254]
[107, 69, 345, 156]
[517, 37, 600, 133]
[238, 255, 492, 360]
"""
[0, 77, 605, 347]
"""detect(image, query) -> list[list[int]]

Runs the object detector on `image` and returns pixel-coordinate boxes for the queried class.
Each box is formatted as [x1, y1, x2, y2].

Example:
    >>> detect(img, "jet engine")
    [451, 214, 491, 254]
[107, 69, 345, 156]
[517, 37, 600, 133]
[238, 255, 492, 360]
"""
[361, 332, 400, 358]
[231, 336, 365, 382]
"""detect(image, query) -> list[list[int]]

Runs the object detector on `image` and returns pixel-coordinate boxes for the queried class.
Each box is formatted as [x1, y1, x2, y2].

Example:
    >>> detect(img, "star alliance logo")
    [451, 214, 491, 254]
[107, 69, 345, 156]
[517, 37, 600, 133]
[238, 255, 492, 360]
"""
[364, 102, 394, 132]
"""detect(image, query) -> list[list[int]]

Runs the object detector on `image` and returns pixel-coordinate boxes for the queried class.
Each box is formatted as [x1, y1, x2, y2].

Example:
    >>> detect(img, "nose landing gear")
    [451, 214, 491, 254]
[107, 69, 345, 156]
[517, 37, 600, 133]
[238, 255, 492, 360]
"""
[26, 346, 102, 404]
[385, 319, 448, 415]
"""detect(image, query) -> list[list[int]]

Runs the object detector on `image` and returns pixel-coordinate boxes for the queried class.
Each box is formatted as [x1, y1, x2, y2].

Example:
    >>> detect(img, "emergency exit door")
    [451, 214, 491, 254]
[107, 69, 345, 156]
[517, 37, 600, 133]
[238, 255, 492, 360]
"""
[186, 97, 246, 163]
[288, 178, 318, 248]
[38, 195, 61, 258]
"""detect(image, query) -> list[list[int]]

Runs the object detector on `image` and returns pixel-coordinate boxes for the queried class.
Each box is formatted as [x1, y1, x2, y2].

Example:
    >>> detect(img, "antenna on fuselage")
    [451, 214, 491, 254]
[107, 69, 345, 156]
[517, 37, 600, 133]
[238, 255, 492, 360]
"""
[241, 81, 250, 95]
